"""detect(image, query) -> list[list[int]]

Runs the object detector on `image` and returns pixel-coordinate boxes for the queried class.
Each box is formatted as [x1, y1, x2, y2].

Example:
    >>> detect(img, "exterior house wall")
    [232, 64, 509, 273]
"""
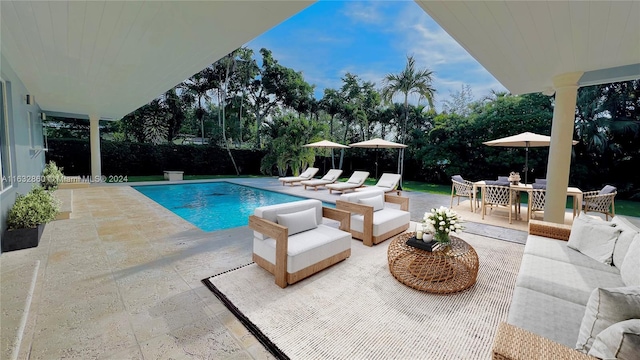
[1, 54, 46, 245]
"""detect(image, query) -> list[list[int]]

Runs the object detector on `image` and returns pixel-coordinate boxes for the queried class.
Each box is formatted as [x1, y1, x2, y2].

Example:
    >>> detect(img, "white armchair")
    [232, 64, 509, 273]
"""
[336, 189, 410, 246]
[249, 199, 352, 288]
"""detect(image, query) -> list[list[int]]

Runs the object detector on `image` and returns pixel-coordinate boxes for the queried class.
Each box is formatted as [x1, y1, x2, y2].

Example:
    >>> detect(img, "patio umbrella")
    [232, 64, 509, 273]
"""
[303, 140, 350, 172]
[349, 138, 407, 181]
[483, 132, 578, 184]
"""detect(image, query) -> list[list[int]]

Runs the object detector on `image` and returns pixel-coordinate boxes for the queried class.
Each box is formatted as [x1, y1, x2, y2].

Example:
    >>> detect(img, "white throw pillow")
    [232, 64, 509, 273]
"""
[588, 319, 640, 360]
[276, 208, 318, 236]
[621, 236, 640, 287]
[576, 287, 640, 353]
[612, 216, 640, 268]
[359, 195, 384, 212]
[567, 213, 620, 264]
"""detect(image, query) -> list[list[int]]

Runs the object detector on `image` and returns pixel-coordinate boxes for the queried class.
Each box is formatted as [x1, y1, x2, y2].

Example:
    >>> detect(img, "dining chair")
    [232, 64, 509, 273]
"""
[450, 175, 479, 211]
[528, 188, 546, 220]
[481, 184, 514, 223]
[583, 185, 617, 220]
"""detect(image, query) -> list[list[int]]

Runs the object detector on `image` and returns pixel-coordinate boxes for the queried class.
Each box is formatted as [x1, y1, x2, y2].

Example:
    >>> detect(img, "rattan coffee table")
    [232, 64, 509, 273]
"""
[387, 232, 479, 294]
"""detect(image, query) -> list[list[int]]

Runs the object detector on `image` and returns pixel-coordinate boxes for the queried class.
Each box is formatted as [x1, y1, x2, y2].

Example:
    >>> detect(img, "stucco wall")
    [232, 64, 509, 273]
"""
[1, 54, 46, 243]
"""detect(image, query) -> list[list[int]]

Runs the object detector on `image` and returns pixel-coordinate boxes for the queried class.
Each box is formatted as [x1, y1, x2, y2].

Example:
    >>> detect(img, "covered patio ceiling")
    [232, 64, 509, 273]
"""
[415, 0, 640, 95]
[0, 1, 314, 120]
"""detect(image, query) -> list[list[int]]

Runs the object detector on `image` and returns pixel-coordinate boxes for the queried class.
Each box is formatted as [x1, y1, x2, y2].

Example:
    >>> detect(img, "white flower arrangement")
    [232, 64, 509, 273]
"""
[423, 206, 464, 242]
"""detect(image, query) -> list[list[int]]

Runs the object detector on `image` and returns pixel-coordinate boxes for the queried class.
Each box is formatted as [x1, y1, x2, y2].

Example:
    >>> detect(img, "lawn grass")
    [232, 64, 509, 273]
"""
[122, 175, 640, 217]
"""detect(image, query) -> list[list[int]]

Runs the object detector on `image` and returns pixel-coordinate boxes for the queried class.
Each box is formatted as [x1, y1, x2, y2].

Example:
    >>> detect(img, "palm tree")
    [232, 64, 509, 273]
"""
[380, 55, 435, 189]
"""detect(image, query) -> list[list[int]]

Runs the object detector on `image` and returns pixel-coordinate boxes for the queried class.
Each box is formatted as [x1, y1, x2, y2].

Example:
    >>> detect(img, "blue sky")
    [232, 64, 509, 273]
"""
[245, 0, 507, 112]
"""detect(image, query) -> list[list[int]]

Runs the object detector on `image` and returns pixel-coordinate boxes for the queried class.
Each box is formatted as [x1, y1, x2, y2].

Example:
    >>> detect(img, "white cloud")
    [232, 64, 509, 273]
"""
[341, 1, 386, 25]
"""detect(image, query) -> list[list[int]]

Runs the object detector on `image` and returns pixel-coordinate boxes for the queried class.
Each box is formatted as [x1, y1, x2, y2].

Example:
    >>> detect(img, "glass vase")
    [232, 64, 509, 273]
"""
[434, 231, 451, 245]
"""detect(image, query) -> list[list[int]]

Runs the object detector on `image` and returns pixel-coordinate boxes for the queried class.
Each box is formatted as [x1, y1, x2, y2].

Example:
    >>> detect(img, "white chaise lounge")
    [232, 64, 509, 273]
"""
[336, 189, 410, 246]
[325, 171, 369, 194]
[300, 169, 343, 191]
[249, 199, 352, 288]
[278, 167, 319, 186]
[355, 173, 402, 195]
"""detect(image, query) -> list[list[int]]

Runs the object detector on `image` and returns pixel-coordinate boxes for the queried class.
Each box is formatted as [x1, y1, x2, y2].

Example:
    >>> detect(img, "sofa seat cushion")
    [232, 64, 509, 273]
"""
[516, 254, 625, 305]
[508, 286, 586, 348]
[253, 224, 351, 273]
[350, 208, 411, 236]
[524, 235, 619, 274]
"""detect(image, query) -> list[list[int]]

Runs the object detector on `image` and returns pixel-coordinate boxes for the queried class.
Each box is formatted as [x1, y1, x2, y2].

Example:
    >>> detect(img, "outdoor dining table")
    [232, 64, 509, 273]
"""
[471, 181, 583, 221]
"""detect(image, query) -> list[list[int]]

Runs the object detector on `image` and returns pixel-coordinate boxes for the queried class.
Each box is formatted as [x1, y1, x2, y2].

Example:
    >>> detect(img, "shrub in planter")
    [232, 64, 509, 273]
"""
[2, 186, 60, 252]
[41, 161, 65, 190]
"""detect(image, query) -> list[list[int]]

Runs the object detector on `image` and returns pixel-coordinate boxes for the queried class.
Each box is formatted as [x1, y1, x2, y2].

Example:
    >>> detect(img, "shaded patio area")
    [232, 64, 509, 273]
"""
[2, 178, 638, 359]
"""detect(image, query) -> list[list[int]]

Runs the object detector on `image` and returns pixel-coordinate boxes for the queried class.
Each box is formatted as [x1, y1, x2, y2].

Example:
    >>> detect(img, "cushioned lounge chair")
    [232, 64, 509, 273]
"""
[355, 173, 402, 195]
[325, 171, 369, 194]
[278, 167, 319, 186]
[336, 189, 410, 246]
[249, 199, 352, 288]
[300, 169, 343, 191]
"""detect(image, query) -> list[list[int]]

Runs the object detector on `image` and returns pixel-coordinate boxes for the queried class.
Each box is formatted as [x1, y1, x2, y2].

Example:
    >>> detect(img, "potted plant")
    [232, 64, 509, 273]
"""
[2, 186, 60, 252]
[41, 161, 64, 190]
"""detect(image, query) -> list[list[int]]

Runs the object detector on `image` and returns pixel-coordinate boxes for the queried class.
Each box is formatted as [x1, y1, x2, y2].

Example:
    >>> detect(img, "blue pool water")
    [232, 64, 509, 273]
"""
[133, 182, 330, 232]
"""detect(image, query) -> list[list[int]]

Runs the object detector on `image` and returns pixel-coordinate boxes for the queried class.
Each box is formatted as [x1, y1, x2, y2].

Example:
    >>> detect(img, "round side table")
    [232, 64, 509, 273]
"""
[387, 232, 479, 294]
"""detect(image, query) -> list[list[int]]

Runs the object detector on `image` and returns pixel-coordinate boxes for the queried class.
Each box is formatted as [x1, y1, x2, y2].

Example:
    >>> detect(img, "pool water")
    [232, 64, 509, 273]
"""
[133, 182, 329, 232]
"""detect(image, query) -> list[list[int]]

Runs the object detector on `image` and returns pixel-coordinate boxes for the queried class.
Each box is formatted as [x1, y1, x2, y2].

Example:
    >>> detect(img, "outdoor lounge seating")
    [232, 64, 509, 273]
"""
[481, 184, 514, 223]
[493, 216, 640, 359]
[278, 167, 319, 186]
[355, 173, 402, 195]
[300, 169, 343, 191]
[326, 171, 369, 194]
[336, 189, 410, 246]
[583, 185, 617, 220]
[450, 175, 479, 211]
[249, 199, 352, 288]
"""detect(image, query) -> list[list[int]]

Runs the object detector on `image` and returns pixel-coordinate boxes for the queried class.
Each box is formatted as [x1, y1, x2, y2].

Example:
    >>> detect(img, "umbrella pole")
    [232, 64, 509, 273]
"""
[331, 149, 335, 169]
[524, 146, 529, 184]
[375, 148, 379, 179]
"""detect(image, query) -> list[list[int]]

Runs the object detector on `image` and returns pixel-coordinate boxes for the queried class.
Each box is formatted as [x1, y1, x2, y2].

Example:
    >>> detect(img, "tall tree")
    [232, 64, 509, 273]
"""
[380, 55, 436, 187]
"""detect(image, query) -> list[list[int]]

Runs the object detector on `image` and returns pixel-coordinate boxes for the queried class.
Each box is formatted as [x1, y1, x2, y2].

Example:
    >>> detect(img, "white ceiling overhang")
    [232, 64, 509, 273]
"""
[1, 0, 314, 120]
[415, 1, 640, 95]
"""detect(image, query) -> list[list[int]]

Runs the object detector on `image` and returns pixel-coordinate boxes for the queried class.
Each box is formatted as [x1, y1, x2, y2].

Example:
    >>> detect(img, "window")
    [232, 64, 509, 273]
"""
[0, 80, 12, 191]
[28, 111, 44, 148]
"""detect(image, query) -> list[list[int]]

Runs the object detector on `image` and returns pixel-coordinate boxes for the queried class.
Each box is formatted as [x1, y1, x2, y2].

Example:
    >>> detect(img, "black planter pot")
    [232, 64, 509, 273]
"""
[1, 224, 44, 252]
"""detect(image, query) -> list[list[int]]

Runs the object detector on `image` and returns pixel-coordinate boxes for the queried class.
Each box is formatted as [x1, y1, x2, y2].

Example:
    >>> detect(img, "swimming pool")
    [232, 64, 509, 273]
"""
[133, 182, 329, 232]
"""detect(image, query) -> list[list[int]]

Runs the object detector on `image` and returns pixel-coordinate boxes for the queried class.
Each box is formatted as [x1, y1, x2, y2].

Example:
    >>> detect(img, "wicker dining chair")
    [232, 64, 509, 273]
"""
[582, 185, 617, 220]
[528, 188, 546, 220]
[450, 175, 479, 211]
[481, 184, 514, 223]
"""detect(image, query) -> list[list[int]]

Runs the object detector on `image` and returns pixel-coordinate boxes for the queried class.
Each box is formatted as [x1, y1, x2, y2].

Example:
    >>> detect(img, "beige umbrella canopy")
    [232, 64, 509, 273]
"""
[303, 140, 350, 171]
[349, 138, 407, 180]
[483, 132, 578, 183]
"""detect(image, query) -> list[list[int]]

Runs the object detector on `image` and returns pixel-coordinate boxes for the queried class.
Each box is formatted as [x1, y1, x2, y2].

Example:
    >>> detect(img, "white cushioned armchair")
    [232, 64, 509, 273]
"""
[249, 199, 352, 288]
[336, 189, 410, 246]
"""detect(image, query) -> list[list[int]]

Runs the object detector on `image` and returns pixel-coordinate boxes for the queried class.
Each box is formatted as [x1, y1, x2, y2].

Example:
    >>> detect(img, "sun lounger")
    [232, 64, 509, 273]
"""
[356, 173, 402, 195]
[278, 167, 319, 186]
[325, 171, 370, 194]
[300, 169, 343, 191]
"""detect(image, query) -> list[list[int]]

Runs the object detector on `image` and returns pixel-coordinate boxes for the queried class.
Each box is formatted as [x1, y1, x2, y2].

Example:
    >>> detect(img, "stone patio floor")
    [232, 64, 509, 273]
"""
[1, 178, 636, 359]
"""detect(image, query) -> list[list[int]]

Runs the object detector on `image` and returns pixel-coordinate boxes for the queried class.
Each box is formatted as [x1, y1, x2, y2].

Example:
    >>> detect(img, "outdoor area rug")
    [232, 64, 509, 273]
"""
[203, 232, 524, 360]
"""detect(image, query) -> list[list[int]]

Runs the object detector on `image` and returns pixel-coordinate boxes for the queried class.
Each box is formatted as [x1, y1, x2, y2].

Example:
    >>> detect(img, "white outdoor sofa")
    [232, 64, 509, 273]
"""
[249, 199, 352, 288]
[336, 189, 410, 246]
[492, 215, 640, 360]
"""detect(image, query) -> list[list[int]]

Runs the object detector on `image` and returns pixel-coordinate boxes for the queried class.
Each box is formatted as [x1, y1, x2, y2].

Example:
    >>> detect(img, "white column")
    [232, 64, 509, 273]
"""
[89, 115, 102, 180]
[543, 72, 582, 224]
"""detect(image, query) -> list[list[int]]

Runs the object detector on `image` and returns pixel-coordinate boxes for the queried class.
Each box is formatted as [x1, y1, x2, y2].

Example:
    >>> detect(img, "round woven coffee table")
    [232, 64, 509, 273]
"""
[387, 232, 479, 294]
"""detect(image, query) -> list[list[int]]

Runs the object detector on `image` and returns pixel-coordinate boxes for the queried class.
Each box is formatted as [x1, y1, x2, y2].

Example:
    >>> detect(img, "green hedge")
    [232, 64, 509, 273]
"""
[46, 139, 265, 176]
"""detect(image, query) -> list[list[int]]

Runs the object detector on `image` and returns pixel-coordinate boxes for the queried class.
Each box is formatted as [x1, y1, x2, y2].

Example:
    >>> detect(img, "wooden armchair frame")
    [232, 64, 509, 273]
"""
[582, 190, 616, 220]
[249, 207, 351, 288]
[481, 185, 515, 224]
[336, 194, 409, 247]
